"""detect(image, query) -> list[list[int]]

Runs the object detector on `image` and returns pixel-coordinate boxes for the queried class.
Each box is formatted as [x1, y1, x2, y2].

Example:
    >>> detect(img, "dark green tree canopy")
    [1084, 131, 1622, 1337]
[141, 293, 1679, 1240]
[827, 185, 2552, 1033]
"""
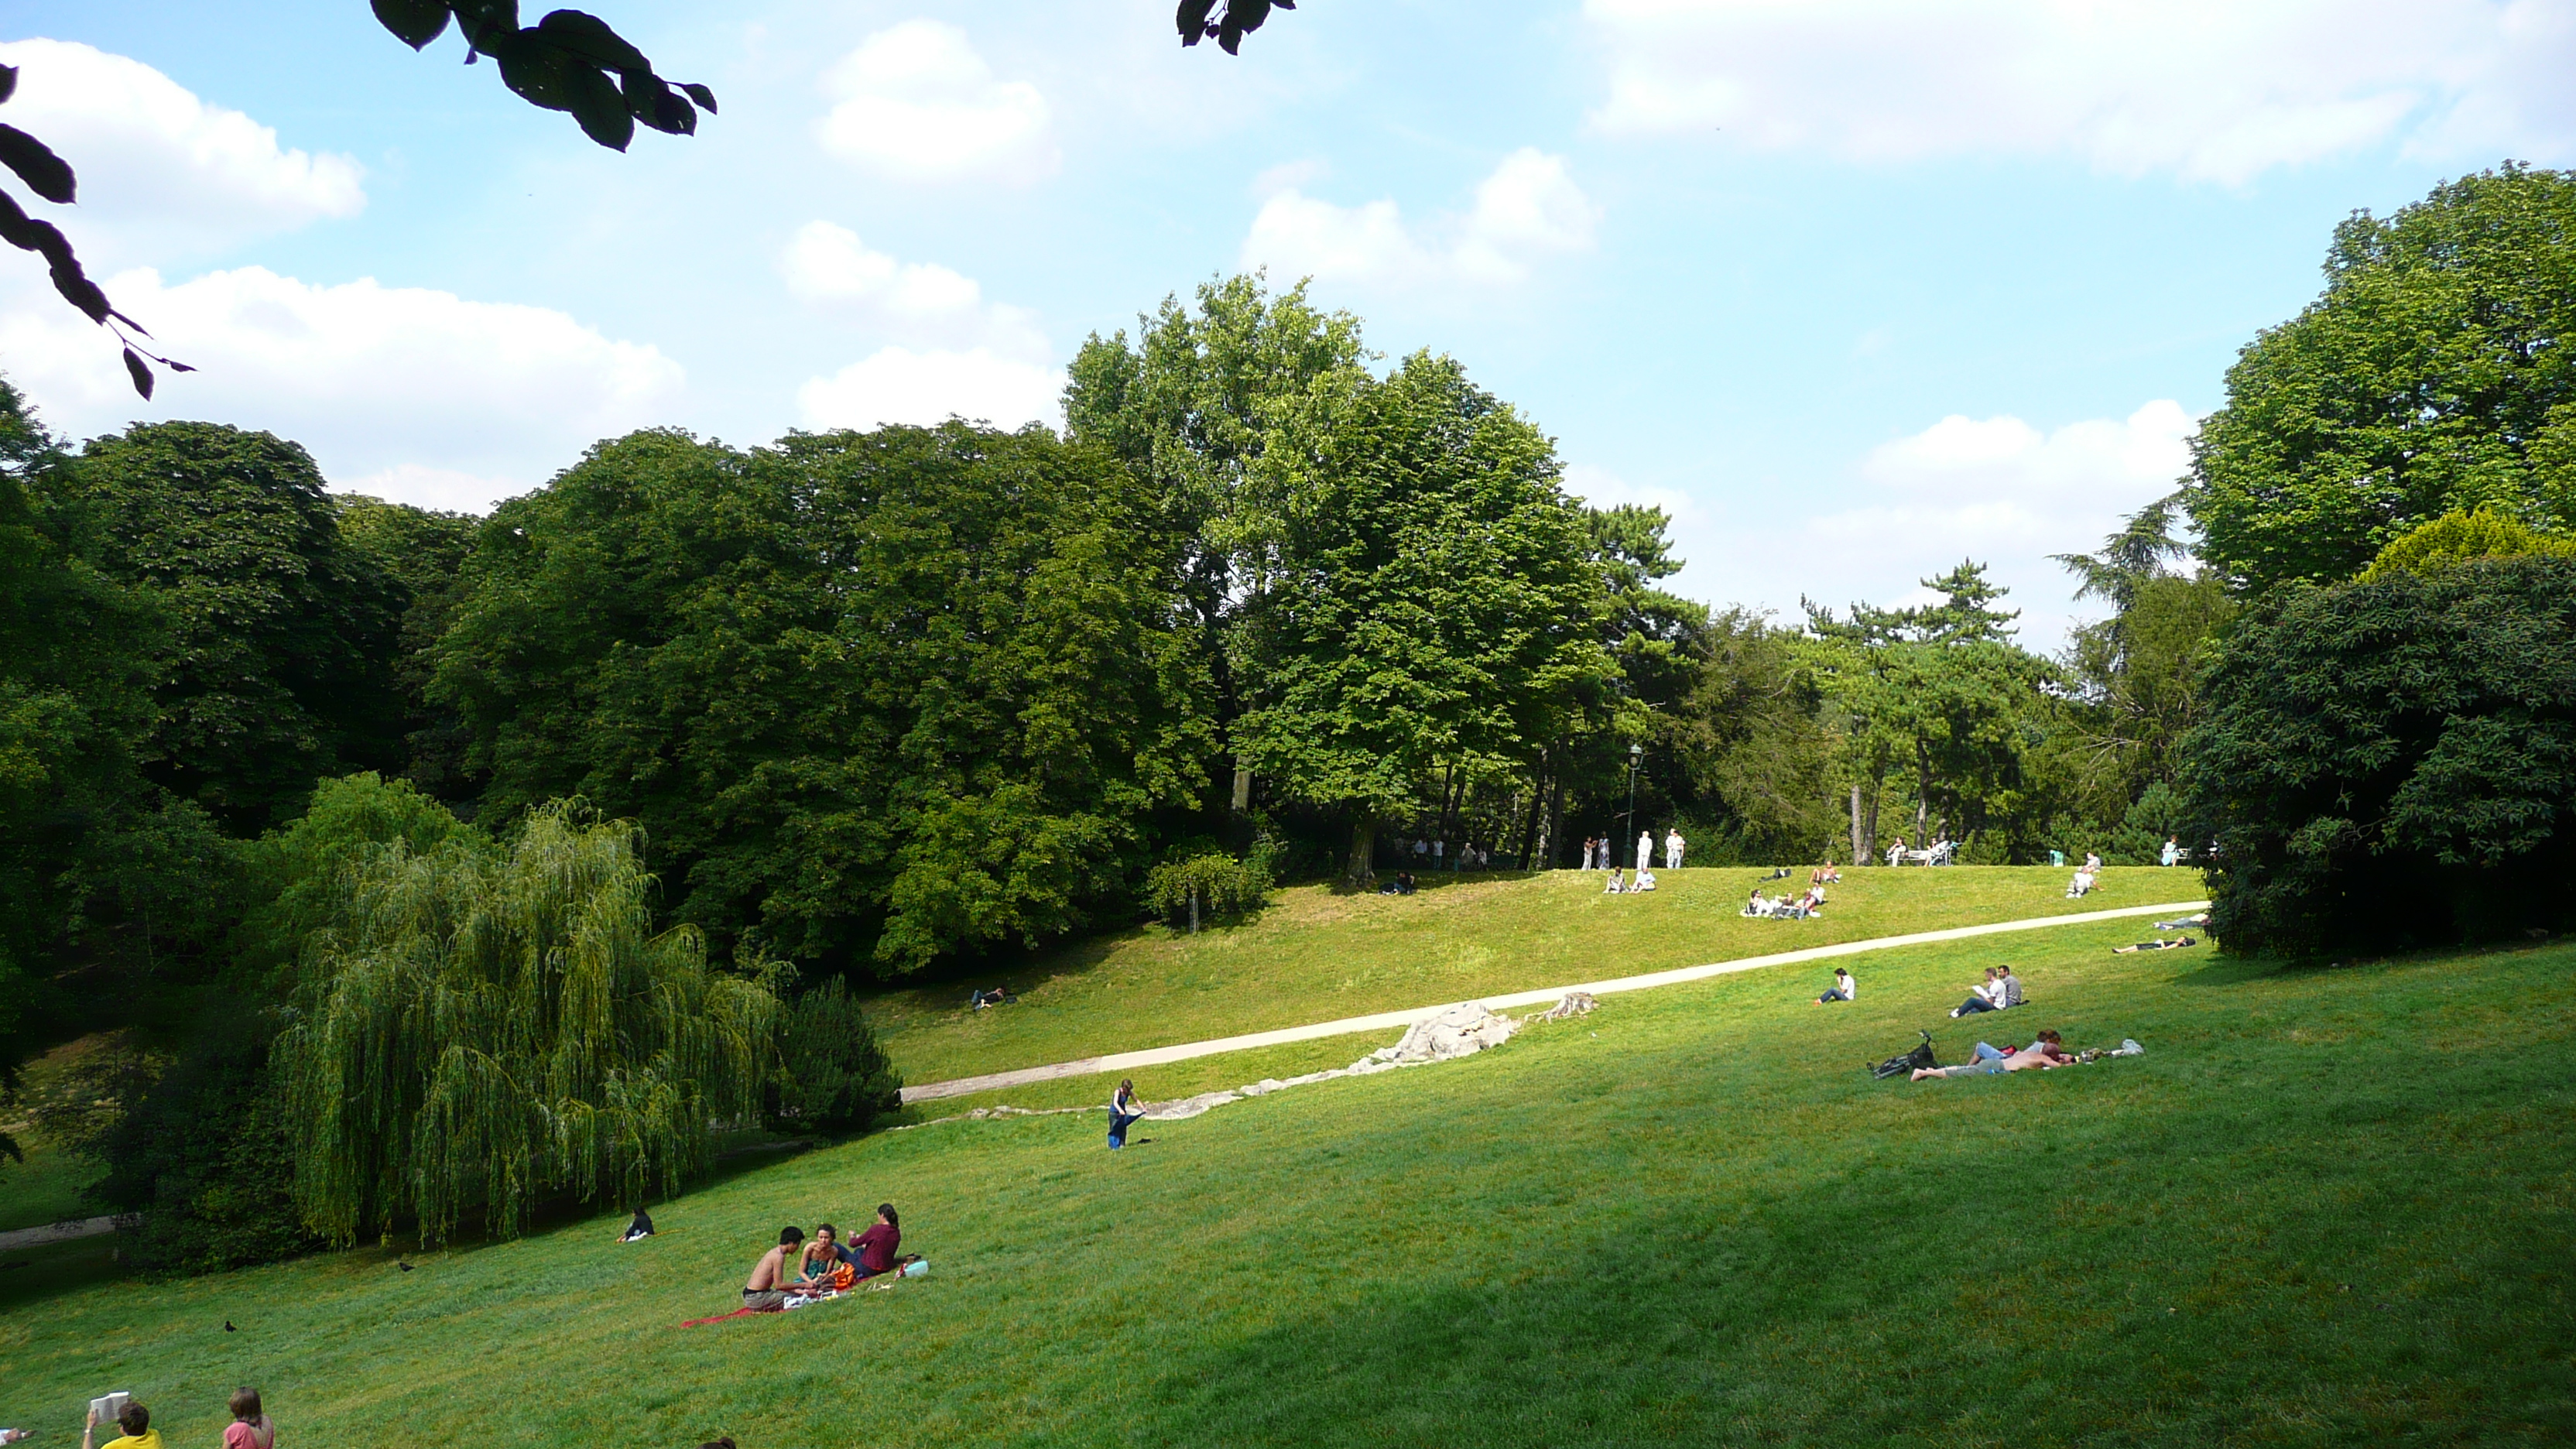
[2189, 164, 2576, 594]
[2181, 555, 2576, 954]
[433, 423, 1214, 971]
[66, 423, 405, 831]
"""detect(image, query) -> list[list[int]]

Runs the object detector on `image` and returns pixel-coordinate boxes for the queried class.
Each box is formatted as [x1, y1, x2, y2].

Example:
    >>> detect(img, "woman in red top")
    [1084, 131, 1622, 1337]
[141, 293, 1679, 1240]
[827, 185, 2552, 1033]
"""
[852, 1204, 900, 1278]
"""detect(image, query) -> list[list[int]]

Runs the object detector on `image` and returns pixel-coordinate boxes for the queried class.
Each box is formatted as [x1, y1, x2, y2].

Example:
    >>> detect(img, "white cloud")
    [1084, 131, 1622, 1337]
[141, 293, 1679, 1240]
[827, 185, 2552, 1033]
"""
[0, 265, 683, 509]
[0, 38, 365, 265]
[816, 21, 1058, 184]
[1667, 401, 2197, 645]
[1564, 461, 1699, 522]
[1584, 0, 2576, 183]
[779, 221, 1047, 359]
[1241, 147, 1599, 289]
[796, 347, 1063, 433]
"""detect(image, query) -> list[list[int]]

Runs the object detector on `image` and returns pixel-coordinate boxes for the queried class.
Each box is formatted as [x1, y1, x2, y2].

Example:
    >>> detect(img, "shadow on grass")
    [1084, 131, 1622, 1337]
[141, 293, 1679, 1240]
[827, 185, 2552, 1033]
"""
[1129, 1075, 2576, 1449]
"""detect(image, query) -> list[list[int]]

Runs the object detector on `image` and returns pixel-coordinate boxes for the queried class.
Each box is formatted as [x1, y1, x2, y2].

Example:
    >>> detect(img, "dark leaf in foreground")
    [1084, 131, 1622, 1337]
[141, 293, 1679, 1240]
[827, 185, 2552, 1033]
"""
[0, 125, 74, 204]
[1177, 0, 1216, 46]
[371, 0, 452, 50]
[122, 347, 152, 399]
[0, 64, 18, 105]
[680, 81, 716, 113]
[535, 9, 650, 73]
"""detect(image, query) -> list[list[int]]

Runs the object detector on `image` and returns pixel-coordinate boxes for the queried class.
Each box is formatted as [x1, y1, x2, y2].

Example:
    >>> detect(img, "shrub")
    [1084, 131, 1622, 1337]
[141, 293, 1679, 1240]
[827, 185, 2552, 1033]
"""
[1144, 851, 1273, 927]
[2179, 555, 2576, 954]
[763, 977, 903, 1135]
[91, 1019, 317, 1273]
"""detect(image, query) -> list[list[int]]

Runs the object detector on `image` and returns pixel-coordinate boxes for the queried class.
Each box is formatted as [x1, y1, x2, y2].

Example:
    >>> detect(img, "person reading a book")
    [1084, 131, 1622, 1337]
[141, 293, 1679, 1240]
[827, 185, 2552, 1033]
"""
[84, 1399, 159, 1449]
[743, 1225, 804, 1311]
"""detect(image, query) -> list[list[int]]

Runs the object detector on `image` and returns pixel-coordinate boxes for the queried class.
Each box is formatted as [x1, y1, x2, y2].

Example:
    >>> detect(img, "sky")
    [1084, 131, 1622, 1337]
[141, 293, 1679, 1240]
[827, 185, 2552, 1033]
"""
[4, 0, 2575, 647]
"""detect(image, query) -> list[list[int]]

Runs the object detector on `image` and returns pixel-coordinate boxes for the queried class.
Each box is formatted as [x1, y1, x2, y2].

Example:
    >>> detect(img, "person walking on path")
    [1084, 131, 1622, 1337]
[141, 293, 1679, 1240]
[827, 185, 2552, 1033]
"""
[1664, 827, 1686, 870]
[1108, 1078, 1148, 1149]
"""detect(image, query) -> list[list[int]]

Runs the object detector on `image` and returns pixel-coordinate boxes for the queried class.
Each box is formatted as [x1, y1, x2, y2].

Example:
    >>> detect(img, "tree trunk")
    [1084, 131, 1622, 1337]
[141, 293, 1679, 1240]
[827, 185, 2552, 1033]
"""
[1848, 783, 1864, 865]
[1862, 762, 1885, 862]
[1345, 810, 1377, 887]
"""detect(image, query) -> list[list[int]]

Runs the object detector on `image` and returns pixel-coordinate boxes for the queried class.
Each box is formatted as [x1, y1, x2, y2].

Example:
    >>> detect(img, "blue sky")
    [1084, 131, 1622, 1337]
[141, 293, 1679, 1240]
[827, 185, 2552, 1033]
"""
[5, 0, 2574, 644]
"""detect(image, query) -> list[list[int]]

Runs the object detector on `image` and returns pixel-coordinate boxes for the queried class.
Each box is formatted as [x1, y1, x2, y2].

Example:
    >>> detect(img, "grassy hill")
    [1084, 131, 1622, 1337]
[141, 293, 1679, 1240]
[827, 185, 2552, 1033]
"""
[3, 869, 2567, 1447]
[865, 864, 2196, 1091]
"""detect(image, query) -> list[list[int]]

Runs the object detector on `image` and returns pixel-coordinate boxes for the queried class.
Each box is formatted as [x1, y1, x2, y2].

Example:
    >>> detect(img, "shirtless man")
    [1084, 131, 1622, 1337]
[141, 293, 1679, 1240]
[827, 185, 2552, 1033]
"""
[743, 1225, 804, 1311]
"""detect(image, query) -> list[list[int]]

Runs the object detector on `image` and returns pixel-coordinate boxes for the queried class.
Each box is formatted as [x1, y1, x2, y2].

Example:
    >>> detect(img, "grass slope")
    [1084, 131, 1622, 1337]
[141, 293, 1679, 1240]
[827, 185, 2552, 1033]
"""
[865, 865, 2194, 1088]
[4, 897, 2567, 1447]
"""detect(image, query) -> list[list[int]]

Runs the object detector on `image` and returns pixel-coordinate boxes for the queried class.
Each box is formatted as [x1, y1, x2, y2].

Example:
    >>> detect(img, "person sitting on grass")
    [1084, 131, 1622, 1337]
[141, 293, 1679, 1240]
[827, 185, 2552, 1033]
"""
[1811, 860, 1841, 884]
[617, 1205, 654, 1242]
[743, 1225, 803, 1312]
[1815, 967, 1855, 1004]
[800, 1223, 854, 1282]
[1604, 866, 1627, 894]
[2113, 936, 2198, 954]
[851, 1204, 901, 1279]
[1951, 967, 2001, 1016]
[84, 1400, 158, 1449]
[1633, 868, 1657, 892]
[1911, 1029, 2071, 1079]
[224, 1389, 275, 1449]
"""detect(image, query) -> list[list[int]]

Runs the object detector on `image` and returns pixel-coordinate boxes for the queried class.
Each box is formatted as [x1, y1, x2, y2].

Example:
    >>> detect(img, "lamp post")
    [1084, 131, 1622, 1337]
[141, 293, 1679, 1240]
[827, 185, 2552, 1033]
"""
[1621, 741, 1643, 868]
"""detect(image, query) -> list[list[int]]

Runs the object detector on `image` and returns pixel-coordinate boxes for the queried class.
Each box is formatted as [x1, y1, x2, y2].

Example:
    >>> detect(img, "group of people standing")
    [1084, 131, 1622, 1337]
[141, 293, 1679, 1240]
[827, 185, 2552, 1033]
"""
[1398, 837, 1491, 871]
[1581, 828, 1687, 874]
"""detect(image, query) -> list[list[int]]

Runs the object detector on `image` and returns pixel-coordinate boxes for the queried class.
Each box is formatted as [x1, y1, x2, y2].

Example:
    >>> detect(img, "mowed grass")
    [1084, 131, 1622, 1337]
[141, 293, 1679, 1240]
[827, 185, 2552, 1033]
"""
[5, 909, 2568, 1447]
[865, 865, 2198, 1087]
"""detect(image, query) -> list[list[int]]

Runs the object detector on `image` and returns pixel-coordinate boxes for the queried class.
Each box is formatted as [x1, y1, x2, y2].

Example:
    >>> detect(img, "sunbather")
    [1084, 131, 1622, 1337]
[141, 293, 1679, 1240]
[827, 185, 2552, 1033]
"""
[2153, 913, 2211, 930]
[800, 1223, 855, 1281]
[2112, 936, 2197, 953]
[1815, 968, 1855, 1004]
[1911, 1029, 2069, 1079]
[743, 1225, 803, 1311]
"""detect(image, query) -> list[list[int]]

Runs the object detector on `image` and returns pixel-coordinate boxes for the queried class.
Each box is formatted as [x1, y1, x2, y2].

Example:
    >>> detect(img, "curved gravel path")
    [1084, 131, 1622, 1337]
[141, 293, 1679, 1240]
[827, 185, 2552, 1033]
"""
[901, 898, 2211, 1103]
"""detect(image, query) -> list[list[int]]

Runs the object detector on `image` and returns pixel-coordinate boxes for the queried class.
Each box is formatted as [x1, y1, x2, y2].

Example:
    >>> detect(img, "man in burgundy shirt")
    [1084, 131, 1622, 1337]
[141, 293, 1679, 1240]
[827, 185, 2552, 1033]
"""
[852, 1204, 901, 1279]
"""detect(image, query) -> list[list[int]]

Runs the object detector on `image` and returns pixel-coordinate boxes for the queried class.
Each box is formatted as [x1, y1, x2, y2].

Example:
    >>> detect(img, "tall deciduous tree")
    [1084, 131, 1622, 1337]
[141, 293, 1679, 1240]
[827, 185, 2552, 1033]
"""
[2190, 164, 2576, 594]
[67, 423, 405, 831]
[433, 423, 1213, 971]
[1231, 352, 1615, 883]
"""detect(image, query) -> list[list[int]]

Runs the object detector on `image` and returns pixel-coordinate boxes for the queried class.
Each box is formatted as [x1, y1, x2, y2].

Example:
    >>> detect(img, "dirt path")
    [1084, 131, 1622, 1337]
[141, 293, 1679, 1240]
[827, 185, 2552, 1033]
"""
[0, 1215, 122, 1252]
[900, 898, 2211, 1102]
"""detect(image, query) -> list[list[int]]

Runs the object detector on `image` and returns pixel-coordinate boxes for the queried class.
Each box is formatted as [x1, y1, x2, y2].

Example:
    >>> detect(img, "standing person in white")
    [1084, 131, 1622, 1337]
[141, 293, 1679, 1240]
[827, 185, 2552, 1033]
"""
[1664, 827, 1685, 870]
[1636, 831, 1653, 874]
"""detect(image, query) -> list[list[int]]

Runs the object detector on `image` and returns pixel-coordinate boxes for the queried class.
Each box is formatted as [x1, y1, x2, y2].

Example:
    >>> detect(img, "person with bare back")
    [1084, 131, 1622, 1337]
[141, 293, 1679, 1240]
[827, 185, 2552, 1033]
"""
[742, 1225, 804, 1311]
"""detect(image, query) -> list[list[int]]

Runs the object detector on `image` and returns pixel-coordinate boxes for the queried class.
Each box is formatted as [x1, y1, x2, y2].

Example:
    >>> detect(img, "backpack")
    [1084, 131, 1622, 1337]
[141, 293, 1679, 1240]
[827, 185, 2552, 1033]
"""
[1872, 1030, 1937, 1079]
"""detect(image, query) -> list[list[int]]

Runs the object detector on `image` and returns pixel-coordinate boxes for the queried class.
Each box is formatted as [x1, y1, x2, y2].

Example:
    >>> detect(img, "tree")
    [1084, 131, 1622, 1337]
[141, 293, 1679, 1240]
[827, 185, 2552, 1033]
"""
[1231, 352, 1615, 883]
[336, 496, 481, 798]
[2189, 164, 2576, 594]
[433, 423, 1214, 971]
[2360, 504, 2576, 580]
[1668, 610, 1838, 863]
[1804, 564, 2053, 859]
[2179, 555, 2576, 954]
[2053, 495, 2237, 850]
[278, 800, 779, 1245]
[66, 423, 406, 831]
[0, 383, 162, 1090]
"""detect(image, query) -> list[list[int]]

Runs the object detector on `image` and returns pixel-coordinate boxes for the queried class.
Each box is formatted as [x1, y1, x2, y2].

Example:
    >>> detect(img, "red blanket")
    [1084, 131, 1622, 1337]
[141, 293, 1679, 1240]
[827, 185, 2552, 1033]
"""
[680, 1306, 761, 1328]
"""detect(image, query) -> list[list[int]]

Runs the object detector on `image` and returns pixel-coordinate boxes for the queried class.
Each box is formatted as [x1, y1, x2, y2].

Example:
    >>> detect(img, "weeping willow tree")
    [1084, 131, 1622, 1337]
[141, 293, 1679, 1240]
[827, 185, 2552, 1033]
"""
[279, 803, 779, 1245]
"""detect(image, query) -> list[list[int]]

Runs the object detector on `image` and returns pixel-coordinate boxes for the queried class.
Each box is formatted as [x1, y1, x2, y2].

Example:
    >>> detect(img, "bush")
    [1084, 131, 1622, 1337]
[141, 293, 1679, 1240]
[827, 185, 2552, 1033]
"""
[763, 977, 903, 1135]
[90, 1019, 317, 1274]
[2179, 556, 2576, 955]
[1144, 851, 1273, 927]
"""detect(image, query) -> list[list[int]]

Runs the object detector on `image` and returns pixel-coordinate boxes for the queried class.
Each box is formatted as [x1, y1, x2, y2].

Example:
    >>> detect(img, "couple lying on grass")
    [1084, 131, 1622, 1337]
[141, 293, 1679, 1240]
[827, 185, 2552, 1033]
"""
[742, 1207, 903, 1310]
[1912, 1029, 2073, 1079]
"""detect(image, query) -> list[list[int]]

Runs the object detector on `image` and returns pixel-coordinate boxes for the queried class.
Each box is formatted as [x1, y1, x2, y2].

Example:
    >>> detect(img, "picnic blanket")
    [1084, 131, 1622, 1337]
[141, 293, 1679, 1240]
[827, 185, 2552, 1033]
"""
[680, 1306, 761, 1328]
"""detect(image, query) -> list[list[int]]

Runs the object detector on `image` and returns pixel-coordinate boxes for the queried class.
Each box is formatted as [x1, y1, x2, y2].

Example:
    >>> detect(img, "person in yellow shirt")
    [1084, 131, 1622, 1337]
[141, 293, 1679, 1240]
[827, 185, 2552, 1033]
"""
[84, 1400, 162, 1449]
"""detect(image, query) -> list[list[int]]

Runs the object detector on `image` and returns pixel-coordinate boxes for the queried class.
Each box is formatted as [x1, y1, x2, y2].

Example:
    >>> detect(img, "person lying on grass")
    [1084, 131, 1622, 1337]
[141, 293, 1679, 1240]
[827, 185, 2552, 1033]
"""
[743, 1225, 804, 1311]
[2155, 912, 2211, 930]
[2113, 937, 2198, 954]
[1911, 1029, 2071, 1080]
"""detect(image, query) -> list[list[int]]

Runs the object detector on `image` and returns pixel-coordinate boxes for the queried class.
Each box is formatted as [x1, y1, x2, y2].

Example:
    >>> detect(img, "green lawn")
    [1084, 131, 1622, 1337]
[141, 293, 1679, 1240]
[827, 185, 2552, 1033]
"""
[4, 895, 2566, 1447]
[865, 864, 2200, 1088]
